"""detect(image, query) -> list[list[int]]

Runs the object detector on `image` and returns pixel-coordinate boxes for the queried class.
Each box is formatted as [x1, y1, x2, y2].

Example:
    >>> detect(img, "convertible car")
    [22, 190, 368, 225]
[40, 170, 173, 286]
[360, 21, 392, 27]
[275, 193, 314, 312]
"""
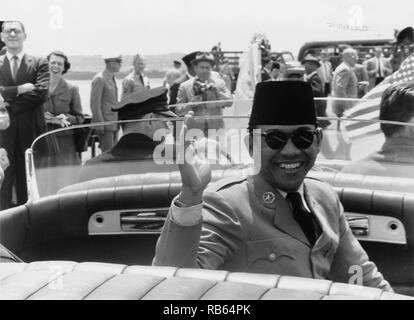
[0, 99, 413, 300]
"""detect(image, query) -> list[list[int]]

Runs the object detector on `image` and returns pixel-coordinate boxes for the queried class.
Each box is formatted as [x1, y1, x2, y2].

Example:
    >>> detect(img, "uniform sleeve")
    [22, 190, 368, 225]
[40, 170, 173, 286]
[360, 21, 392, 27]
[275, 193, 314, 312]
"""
[90, 77, 104, 122]
[153, 191, 243, 269]
[329, 198, 393, 292]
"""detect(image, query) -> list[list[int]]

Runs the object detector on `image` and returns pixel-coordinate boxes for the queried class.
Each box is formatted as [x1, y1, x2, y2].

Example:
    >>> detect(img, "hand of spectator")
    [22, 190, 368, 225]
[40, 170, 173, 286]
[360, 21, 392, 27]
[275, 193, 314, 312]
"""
[18, 83, 35, 94]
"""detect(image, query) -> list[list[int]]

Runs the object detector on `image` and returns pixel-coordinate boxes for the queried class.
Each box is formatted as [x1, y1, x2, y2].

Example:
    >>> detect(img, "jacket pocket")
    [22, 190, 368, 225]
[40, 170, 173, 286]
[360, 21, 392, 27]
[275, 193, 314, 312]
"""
[246, 238, 296, 267]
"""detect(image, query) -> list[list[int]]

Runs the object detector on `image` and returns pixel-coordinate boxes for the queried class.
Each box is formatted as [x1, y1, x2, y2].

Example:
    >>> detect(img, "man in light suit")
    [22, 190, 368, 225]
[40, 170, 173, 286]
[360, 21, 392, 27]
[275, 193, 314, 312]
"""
[176, 52, 232, 134]
[332, 48, 358, 118]
[0, 21, 49, 209]
[90, 54, 122, 152]
[364, 47, 392, 90]
[153, 81, 392, 291]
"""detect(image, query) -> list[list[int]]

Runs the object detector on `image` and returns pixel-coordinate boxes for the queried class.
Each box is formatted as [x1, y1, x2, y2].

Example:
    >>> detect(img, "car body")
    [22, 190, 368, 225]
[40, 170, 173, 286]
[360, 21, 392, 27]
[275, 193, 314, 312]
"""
[1, 98, 414, 299]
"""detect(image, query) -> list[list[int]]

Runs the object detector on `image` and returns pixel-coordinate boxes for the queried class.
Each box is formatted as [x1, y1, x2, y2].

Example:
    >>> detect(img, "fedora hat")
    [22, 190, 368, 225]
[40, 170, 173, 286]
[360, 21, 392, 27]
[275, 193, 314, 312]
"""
[301, 54, 321, 68]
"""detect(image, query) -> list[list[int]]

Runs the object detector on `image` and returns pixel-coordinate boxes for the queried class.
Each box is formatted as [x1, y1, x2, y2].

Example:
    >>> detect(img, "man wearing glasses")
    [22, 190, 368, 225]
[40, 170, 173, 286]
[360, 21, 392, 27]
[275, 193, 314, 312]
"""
[154, 81, 392, 291]
[0, 21, 49, 210]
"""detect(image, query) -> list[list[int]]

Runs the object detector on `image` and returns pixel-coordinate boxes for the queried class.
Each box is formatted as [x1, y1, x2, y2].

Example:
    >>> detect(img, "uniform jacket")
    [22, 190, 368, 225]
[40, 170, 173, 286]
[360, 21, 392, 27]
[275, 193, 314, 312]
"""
[154, 174, 392, 291]
[90, 69, 118, 132]
[0, 54, 49, 149]
[121, 71, 150, 100]
[44, 78, 84, 128]
[176, 76, 232, 131]
[332, 62, 358, 116]
[341, 136, 414, 178]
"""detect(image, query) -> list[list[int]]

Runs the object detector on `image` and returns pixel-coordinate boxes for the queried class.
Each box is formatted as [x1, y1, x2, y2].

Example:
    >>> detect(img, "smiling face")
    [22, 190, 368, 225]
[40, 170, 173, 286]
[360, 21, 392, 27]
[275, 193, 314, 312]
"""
[253, 124, 321, 192]
[1, 21, 26, 52]
[49, 54, 65, 76]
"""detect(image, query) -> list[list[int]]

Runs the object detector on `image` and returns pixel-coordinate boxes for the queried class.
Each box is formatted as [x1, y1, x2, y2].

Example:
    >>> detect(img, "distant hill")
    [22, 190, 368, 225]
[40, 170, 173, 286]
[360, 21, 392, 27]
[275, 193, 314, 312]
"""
[65, 53, 186, 80]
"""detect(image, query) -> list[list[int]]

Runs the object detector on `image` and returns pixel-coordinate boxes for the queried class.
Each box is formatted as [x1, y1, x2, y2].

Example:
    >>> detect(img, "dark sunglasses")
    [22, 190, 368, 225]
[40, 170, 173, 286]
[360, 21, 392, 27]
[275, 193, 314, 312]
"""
[258, 128, 322, 150]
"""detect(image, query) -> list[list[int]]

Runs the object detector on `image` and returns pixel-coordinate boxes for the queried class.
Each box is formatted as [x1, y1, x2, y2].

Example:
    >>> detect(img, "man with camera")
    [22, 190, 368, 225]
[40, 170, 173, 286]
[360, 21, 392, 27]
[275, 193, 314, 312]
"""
[176, 52, 232, 135]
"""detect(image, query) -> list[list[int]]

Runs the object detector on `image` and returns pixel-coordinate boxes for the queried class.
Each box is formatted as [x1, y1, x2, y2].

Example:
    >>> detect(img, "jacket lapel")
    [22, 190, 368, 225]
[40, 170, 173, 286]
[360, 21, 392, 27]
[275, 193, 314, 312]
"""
[0, 55, 14, 85]
[248, 175, 311, 247]
[303, 181, 338, 252]
[50, 78, 67, 97]
[15, 54, 31, 84]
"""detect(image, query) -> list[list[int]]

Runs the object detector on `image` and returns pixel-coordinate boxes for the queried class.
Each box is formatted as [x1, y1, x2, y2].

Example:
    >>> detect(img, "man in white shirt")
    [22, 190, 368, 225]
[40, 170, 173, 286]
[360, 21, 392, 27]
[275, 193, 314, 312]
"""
[153, 80, 392, 292]
[364, 47, 392, 90]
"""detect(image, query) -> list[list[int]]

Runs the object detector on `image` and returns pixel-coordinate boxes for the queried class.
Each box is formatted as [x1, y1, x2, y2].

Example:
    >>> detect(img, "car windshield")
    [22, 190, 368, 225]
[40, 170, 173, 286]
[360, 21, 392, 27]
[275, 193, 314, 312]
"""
[27, 97, 414, 199]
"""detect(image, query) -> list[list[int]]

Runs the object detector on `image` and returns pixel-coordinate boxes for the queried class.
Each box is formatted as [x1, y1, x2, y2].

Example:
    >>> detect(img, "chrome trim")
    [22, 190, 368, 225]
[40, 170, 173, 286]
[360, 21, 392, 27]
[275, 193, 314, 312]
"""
[345, 212, 406, 245]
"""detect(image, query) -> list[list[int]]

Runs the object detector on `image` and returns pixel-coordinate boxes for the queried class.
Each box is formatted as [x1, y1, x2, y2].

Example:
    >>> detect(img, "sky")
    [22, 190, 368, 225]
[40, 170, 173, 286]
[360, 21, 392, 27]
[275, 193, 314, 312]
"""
[2, 0, 414, 57]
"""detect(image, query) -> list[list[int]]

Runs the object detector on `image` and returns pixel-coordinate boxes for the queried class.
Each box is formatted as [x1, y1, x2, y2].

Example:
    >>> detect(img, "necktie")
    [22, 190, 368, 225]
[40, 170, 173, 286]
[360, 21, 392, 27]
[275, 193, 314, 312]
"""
[11, 56, 19, 82]
[286, 192, 316, 245]
[139, 74, 144, 87]
[377, 58, 382, 77]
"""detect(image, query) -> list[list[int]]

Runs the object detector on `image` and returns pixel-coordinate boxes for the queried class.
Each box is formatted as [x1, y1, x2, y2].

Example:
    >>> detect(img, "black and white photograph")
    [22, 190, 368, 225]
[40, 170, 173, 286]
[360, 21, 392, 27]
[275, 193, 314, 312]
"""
[1, 0, 414, 306]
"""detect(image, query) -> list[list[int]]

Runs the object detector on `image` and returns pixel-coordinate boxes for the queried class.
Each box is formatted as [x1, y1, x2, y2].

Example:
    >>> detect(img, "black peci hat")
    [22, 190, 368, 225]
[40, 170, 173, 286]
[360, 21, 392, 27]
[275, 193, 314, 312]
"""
[248, 81, 317, 127]
[112, 87, 177, 120]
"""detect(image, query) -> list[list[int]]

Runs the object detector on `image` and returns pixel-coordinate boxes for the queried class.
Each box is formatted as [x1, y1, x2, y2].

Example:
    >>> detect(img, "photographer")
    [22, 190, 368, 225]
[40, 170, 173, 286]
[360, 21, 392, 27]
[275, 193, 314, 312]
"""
[176, 52, 232, 135]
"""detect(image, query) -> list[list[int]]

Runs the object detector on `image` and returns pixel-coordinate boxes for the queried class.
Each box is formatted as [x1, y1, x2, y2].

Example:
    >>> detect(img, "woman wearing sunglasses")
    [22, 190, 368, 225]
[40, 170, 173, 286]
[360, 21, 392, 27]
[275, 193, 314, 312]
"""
[154, 81, 392, 292]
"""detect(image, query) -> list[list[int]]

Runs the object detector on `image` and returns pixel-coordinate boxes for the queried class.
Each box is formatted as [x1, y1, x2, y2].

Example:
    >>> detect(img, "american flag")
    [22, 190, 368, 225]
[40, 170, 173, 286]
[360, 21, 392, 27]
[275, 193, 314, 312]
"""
[344, 53, 414, 140]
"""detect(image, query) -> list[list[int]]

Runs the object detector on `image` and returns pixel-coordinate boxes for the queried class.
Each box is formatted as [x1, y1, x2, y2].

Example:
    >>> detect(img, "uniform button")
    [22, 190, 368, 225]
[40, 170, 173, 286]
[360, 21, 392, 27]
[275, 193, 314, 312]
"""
[269, 253, 277, 261]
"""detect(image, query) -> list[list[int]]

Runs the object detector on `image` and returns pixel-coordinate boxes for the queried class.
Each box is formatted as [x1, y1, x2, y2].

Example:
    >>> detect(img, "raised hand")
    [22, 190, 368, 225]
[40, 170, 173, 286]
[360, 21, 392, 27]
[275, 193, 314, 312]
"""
[177, 111, 211, 206]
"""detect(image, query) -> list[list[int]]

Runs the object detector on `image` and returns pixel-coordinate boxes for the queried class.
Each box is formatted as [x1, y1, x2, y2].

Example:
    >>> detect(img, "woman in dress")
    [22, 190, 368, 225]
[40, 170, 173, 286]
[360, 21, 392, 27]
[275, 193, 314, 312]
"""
[41, 51, 85, 193]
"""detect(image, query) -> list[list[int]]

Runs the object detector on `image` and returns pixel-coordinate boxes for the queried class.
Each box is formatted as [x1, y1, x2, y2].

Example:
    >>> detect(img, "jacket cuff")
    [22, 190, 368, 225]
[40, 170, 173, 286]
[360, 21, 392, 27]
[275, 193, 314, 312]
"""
[170, 196, 203, 227]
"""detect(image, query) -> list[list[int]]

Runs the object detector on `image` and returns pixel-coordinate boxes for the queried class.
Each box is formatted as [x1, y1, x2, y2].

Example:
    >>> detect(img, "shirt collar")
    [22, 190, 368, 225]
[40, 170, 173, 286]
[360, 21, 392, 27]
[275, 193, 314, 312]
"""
[277, 184, 310, 212]
[6, 50, 25, 62]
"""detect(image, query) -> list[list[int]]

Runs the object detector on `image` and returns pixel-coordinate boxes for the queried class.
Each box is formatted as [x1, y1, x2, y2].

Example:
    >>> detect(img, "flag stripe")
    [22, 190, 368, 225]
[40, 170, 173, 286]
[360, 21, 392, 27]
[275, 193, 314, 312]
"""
[344, 52, 414, 141]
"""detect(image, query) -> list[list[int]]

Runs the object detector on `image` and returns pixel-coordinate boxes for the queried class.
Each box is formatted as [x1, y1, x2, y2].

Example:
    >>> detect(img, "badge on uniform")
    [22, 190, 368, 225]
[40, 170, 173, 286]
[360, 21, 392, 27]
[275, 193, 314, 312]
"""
[262, 192, 275, 204]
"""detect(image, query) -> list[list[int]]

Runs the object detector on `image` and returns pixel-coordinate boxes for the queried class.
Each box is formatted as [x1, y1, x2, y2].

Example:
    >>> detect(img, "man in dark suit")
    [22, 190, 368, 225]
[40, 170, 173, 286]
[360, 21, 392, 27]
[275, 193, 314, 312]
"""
[0, 21, 49, 209]
[168, 51, 199, 106]
[78, 87, 177, 182]
[153, 81, 392, 291]
[260, 57, 272, 82]
[302, 54, 330, 128]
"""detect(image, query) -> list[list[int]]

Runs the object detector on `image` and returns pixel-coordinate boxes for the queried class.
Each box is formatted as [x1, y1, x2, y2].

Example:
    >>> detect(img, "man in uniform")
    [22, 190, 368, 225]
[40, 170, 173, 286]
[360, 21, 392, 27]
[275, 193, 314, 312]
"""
[302, 54, 330, 129]
[153, 81, 392, 291]
[79, 87, 176, 182]
[331, 48, 358, 118]
[90, 54, 122, 152]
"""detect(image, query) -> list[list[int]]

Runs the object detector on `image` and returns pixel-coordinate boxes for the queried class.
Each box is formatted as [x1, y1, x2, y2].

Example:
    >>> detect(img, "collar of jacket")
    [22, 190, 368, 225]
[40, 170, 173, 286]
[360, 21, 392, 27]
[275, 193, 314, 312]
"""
[49, 78, 68, 97]
[247, 174, 338, 249]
